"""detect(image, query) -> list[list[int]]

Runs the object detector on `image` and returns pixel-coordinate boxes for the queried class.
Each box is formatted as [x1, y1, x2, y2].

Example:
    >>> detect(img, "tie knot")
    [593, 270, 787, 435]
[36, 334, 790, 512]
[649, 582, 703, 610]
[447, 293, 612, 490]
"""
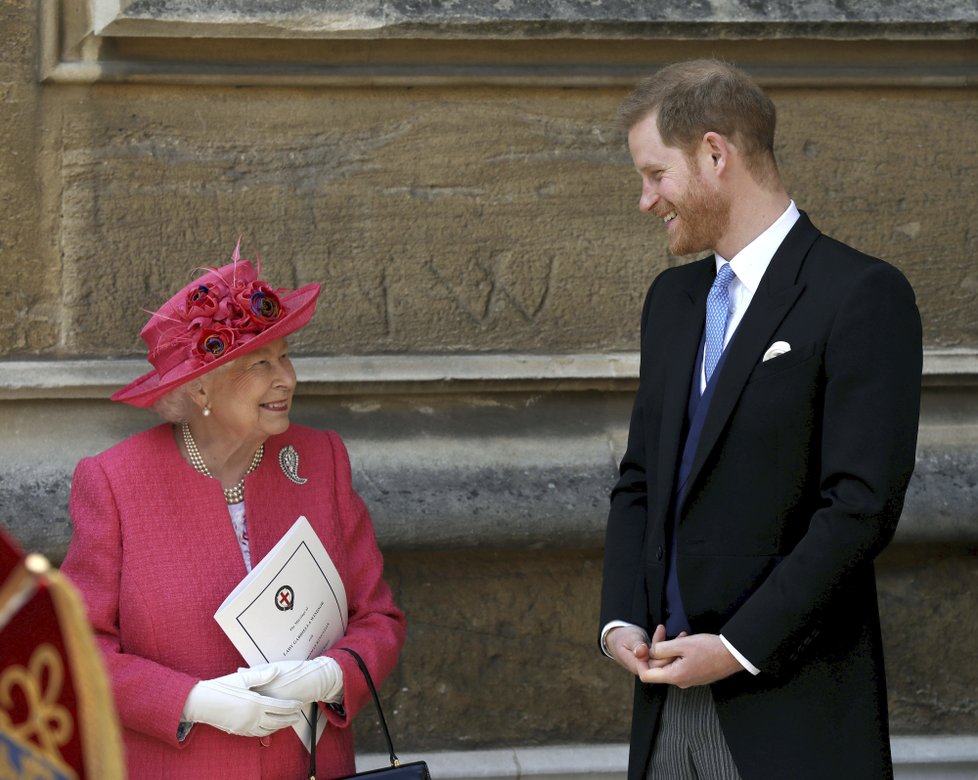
[714, 263, 736, 289]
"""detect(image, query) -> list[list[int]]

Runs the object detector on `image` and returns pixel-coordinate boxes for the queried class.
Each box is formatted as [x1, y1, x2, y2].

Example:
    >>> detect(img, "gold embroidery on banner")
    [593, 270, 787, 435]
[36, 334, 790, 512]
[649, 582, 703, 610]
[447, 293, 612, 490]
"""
[45, 568, 125, 779]
[0, 644, 75, 774]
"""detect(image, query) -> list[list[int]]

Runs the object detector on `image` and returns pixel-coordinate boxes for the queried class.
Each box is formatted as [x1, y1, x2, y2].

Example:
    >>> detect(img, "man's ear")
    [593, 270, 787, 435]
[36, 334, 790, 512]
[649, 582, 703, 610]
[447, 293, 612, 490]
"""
[701, 131, 730, 177]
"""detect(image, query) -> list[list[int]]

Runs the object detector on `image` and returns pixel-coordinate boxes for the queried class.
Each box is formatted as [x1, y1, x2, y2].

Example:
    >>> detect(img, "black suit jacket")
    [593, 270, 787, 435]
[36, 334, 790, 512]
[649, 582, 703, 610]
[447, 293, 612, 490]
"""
[600, 213, 922, 780]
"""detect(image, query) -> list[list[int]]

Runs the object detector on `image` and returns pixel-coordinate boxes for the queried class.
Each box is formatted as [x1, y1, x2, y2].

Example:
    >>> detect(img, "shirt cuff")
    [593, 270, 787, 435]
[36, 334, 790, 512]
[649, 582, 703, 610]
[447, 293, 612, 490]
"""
[719, 634, 760, 675]
[600, 620, 649, 659]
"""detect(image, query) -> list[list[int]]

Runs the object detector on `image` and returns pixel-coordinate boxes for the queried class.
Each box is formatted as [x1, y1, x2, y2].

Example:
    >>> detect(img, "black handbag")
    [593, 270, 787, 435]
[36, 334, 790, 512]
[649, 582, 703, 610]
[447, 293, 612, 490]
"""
[307, 647, 431, 780]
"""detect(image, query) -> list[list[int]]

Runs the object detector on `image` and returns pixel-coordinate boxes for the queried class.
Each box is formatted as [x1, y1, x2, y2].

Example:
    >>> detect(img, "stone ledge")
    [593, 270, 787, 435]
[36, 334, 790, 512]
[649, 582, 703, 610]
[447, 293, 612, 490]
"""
[2, 407, 977, 558]
[1, 348, 975, 399]
[0, 353, 639, 399]
[43, 3, 978, 86]
[3, 430, 974, 560]
[2, 351, 976, 559]
[354, 737, 978, 779]
[89, 1, 978, 40]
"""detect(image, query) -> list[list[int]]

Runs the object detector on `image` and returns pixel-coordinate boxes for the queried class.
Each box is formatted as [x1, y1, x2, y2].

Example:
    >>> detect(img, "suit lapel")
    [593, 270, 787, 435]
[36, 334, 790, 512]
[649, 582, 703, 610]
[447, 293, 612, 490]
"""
[653, 259, 714, 523]
[681, 214, 821, 510]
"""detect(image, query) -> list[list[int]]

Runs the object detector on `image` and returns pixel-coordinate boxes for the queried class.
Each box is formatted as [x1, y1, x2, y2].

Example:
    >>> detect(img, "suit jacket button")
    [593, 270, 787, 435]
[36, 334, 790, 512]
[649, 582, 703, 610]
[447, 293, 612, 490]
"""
[656, 546, 664, 561]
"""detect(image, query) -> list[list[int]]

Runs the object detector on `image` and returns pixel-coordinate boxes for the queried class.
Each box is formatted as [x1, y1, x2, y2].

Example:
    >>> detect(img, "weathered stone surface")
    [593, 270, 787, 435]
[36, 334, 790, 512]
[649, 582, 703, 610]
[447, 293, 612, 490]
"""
[775, 91, 978, 348]
[100, 0, 978, 38]
[5, 389, 978, 561]
[0, 2, 57, 353]
[9, 7, 976, 357]
[0, 467, 72, 563]
[5, 87, 973, 357]
[48, 87, 643, 356]
[359, 543, 978, 751]
[904, 440, 978, 542]
[368, 547, 633, 752]
[878, 544, 978, 734]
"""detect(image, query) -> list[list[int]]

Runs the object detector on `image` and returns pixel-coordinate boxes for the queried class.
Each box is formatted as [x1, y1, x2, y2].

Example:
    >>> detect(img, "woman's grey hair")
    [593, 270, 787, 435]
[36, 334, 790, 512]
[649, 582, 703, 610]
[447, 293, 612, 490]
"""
[151, 379, 203, 424]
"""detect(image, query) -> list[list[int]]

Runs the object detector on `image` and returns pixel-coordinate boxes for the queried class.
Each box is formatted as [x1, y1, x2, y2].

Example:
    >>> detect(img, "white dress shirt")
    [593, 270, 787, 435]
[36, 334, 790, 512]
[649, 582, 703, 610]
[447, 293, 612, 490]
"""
[603, 201, 801, 676]
[702, 201, 801, 392]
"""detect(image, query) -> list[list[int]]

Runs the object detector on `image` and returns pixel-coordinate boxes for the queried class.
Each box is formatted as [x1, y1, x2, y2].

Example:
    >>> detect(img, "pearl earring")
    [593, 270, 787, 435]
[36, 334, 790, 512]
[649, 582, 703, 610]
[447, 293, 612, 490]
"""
[202, 405, 211, 417]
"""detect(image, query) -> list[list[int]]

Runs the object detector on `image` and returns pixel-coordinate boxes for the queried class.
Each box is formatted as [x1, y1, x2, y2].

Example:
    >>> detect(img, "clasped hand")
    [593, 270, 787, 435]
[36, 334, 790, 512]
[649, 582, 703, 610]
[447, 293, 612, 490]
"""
[182, 667, 305, 737]
[182, 657, 343, 737]
[608, 624, 742, 688]
[242, 657, 343, 706]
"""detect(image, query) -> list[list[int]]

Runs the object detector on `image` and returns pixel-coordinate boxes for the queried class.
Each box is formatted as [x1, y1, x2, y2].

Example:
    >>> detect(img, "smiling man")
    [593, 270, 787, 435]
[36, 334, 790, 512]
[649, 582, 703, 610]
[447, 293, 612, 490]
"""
[599, 60, 922, 780]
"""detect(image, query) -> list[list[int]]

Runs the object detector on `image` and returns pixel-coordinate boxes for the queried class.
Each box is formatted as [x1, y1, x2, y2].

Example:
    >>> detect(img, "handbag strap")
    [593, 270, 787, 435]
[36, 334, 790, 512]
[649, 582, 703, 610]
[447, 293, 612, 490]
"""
[308, 703, 318, 780]
[337, 647, 401, 768]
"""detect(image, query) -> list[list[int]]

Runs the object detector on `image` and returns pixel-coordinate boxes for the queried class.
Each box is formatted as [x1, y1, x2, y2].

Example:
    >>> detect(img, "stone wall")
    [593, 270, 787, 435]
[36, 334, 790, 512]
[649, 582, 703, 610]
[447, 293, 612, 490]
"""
[2, 0, 977, 760]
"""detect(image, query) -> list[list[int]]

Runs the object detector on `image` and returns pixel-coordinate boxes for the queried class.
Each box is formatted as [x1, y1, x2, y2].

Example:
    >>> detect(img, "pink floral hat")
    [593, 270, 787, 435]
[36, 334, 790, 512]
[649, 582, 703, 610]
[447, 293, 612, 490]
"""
[112, 243, 320, 408]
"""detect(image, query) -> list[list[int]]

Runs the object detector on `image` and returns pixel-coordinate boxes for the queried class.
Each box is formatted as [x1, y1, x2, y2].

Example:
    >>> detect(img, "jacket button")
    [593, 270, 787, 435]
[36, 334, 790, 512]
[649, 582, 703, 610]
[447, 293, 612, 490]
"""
[656, 546, 664, 561]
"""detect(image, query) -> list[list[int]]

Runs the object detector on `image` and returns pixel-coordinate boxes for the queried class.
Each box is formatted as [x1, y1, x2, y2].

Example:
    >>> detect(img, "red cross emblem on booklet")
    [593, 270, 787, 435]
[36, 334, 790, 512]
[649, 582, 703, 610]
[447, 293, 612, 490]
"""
[275, 585, 295, 611]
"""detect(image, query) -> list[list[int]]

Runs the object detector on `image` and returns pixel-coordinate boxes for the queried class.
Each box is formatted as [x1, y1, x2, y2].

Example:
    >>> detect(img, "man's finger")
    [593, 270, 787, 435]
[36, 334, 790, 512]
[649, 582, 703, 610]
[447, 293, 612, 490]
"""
[630, 641, 650, 659]
[638, 665, 676, 685]
[650, 638, 685, 660]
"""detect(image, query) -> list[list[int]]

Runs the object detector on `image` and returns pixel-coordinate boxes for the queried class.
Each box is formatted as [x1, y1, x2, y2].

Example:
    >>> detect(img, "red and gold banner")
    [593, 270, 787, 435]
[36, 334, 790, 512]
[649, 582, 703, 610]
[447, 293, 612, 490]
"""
[0, 526, 124, 779]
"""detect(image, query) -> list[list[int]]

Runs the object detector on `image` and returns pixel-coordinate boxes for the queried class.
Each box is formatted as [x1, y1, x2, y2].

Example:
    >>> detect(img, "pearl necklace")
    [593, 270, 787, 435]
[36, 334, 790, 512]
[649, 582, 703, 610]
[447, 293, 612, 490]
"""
[181, 422, 263, 504]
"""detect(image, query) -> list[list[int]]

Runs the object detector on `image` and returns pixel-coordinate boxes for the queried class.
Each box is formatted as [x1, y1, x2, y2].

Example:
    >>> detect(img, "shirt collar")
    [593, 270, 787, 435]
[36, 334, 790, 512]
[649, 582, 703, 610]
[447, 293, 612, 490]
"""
[714, 200, 801, 294]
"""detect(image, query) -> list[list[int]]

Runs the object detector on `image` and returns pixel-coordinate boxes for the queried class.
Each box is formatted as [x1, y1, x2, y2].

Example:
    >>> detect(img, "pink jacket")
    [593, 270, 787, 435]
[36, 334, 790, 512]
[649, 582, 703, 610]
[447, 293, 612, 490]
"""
[62, 423, 406, 780]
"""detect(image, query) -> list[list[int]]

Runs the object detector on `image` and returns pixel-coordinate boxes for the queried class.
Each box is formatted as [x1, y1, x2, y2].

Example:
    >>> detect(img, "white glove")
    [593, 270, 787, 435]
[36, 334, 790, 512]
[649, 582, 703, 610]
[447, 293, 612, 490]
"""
[241, 657, 344, 705]
[182, 667, 305, 737]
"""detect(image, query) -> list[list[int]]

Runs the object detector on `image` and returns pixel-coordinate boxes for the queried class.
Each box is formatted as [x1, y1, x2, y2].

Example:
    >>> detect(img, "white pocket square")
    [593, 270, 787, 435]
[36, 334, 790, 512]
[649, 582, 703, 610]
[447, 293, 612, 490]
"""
[762, 341, 791, 362]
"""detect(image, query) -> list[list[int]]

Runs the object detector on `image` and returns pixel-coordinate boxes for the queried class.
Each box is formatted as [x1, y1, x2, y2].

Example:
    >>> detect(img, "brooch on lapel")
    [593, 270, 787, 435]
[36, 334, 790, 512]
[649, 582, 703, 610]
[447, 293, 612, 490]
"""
[278, 445, 308, 486]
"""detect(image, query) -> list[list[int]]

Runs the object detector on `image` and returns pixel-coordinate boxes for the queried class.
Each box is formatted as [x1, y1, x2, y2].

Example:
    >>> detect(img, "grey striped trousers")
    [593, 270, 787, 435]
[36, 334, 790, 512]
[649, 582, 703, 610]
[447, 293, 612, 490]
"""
[646, 685, 743, 780]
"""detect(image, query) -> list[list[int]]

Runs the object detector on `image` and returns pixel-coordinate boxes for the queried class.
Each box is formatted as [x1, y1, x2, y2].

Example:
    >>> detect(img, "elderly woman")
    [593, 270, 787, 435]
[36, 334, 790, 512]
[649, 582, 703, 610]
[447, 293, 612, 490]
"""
[61, 245, 405, 779]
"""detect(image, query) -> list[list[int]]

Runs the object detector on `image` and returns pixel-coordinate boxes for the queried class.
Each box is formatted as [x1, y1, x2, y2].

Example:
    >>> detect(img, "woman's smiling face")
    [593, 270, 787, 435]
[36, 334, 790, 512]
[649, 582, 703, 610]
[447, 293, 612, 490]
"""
[201, 337, 297, 444]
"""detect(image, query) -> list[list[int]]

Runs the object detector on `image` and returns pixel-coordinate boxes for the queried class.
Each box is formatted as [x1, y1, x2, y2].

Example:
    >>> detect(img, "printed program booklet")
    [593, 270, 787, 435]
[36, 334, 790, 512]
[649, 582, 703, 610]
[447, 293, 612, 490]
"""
[214, 515, 348, 751]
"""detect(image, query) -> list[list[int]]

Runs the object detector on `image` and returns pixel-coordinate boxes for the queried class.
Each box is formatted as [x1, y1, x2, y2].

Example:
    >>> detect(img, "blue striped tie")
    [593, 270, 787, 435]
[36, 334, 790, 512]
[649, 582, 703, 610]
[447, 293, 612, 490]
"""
[704, 263, 736, 385]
